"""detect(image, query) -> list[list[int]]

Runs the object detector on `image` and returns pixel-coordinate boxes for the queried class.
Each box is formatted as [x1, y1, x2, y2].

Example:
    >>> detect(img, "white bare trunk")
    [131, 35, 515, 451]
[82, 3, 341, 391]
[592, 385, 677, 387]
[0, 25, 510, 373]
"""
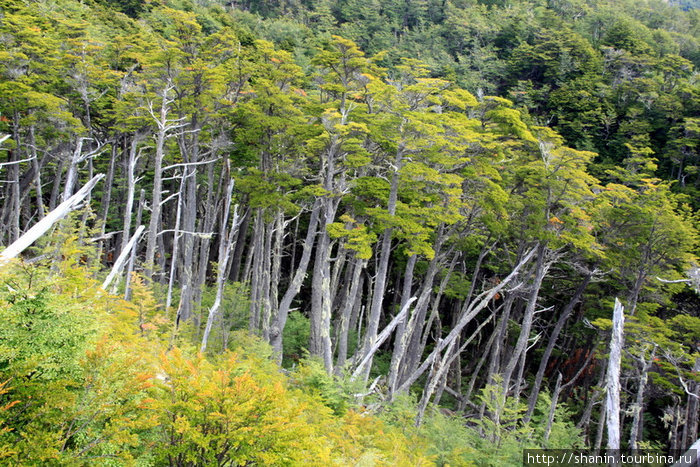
[606, 298, 625, 450]
[102, 225, 145, 291]
[396, 247, 536, 394]
[201, 178, 238, 353]
[351, 297, 417, 381]
[124, 189, 145, 300]
[0, 174, 104, 265]
[270, 200, 321, 360]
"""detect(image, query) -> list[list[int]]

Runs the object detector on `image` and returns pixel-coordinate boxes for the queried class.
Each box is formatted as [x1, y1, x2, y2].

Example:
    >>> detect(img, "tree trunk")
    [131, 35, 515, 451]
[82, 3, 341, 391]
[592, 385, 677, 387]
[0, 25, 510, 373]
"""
[606, 298, 625, 450]
[403, 252, 458, 388]
[178, 162, 200, 323]
[62, 137, 84, 201]
[2, 120, 22, 244]
[464, 326, 498, 406]
[49, 158, 65, 211]
[396, 247, 537, 394]
[391, 249, 441, 393]
[201, 176, 238, 353]
[387, 254, 417, 392]
[683, 357, 700, 450]
[330, 242, 348, 311]
[335, 256, 366, 374]
[525, 273, 592, 422]
[594, 401, 606, 455]
[351, 297, 417, 381]
[28, 126, 45, 220]
[629, 345, 655, 450]
[165, 173, 185, 313]
[62, 137, 104, 201]
[102, 225, 145, 291]
[125, 189, 145, 300]
[627, 266, 646, 316]
[228, 206, 250, 282]
[397, 239, 452, 388]
[248, 209, 264, 332]
[260, 216, 274, 340]
[268, 209, 284, 333]
[357, 150, 402, 383]
[121, 136, 141, 253]
[415, 338, 457, 426]
[544, 372, 563, 443]
[193, 161, 220, 328]
[577, 359, 607, 445]
[484, 293, 516, 390]
[270, 201, 321, 360]
[501, 243, 547, 398]
[310, 196, 338, 373]
[144, 83, 175, 279]
[96, 140, 117, 263]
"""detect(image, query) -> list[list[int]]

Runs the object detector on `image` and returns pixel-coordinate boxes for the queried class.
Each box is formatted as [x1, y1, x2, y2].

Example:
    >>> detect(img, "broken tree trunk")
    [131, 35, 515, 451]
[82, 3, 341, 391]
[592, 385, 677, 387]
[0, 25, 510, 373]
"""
[629, 345, 656, 450]
[606, 298, 625, 450]
[62, 137, 106, 201]
[124, 189, 145, 301]
[671, 438, 700, 467]
[144, 82, 180, 280]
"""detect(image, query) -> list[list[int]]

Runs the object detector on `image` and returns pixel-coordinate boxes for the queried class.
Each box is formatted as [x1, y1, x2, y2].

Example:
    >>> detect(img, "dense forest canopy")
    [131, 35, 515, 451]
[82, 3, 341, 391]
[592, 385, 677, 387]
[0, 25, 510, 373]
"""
[0, 0, 698, 464]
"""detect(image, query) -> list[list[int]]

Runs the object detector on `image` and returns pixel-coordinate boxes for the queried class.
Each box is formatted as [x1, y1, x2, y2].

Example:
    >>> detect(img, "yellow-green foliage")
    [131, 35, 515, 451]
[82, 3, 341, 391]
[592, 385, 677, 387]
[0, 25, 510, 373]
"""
[151, 348, 324, 465]
[0, 249, 434, 465]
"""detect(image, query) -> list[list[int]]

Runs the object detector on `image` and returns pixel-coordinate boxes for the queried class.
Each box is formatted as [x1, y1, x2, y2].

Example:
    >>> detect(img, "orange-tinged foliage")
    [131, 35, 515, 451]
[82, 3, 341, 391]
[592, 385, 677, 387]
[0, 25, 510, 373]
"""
[0, 380, 18, 460]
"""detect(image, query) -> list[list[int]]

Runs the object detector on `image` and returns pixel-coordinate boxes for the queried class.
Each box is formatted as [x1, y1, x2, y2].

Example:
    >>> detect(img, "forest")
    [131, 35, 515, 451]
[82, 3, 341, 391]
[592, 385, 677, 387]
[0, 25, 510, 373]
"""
[0, 0, 699, 464]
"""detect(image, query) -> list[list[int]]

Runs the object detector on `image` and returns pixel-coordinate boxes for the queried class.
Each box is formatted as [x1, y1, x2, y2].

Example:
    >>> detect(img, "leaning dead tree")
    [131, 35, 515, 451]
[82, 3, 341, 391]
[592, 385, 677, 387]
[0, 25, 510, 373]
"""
[351, 297, 417, 381]
[394, 246, 538, 396]
[0, 174, 104, 265]
[102, 224, 145, 291]
[671, 437, 700, 467]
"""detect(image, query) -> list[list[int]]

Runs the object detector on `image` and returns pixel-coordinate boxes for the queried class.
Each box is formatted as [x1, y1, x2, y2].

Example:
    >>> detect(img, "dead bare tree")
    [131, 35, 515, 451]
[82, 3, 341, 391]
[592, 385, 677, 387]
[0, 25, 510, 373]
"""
[144, 81, 186, 279]
[102, 225, 145, 291]
[606, 298, 625, 450]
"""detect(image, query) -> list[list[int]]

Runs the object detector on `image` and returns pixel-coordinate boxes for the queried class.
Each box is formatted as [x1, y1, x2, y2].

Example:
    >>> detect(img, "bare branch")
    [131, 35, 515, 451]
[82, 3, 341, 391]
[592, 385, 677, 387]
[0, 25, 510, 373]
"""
[162, 158, 218, 172]
[0, 155, 36, 167]
[159, 192, 179, 206]
[157, 229, 213, 239]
